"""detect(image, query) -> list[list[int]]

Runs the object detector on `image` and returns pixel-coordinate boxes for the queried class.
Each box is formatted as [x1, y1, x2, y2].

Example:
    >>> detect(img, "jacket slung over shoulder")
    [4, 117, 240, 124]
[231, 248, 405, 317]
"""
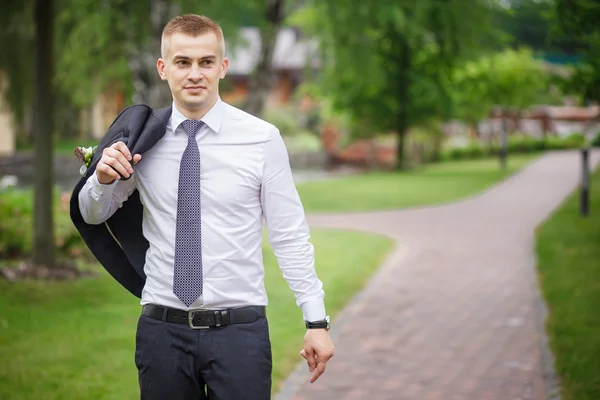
[69, 104, 172, 298]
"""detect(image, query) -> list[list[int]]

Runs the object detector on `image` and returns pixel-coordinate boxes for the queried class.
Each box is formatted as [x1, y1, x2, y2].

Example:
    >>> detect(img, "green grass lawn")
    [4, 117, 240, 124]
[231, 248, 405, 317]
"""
[297, 154, 539, 212]
[0, 229, 393, 399]
[536, 165, 600, 400]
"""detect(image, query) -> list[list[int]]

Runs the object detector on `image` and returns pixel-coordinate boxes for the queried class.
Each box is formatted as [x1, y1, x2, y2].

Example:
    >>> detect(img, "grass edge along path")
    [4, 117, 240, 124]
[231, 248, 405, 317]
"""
[535, 164, 600, 400]
[297, 154, 539, 213]
[0, 229, 394, 399]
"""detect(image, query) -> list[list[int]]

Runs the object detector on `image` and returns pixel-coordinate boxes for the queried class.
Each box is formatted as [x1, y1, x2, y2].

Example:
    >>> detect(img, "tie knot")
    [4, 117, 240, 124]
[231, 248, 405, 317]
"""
[181, 119, 204, 136]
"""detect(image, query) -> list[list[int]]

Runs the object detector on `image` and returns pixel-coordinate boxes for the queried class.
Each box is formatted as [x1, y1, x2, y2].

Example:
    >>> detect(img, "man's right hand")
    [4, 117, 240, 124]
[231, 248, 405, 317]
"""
[96, 141, 142, 185]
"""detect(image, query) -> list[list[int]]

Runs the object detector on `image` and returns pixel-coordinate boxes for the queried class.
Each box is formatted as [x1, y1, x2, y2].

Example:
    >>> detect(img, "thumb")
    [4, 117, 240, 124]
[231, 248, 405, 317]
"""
[133, 154, 142, 165]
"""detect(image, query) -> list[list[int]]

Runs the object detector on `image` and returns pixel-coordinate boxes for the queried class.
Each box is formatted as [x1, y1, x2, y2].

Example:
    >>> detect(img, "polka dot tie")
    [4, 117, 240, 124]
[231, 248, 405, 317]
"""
[173, 119, 204, 306]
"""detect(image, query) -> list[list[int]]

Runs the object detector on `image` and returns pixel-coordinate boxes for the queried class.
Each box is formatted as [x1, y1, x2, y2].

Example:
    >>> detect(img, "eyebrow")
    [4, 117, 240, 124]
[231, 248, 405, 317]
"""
[172, 55, 217, 61]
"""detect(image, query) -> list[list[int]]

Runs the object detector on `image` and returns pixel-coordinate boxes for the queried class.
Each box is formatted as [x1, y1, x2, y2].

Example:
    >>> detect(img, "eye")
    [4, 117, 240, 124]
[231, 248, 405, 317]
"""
[202, 60, 214, 66]
[176, 60, 189, 66]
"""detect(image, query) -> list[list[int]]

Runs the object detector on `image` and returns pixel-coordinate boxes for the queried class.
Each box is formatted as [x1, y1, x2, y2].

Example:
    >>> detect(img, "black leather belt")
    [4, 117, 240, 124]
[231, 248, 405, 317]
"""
[142, 304, 266, 329]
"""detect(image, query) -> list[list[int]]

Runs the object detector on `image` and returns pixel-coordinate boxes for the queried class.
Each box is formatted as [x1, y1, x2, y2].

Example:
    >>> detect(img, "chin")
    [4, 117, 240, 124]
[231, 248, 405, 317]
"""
[182, 97, 206, 107]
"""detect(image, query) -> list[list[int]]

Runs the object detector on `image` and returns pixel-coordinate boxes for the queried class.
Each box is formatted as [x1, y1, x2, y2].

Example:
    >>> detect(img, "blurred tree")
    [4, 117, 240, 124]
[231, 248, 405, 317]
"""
[55, 0, 287, 114]
[551, 0, 600, 103]
[0, 0, 59, 268]
[33, 0, 56, 267]
[244, 0, 286, 117]
[495, 0, 580, 54]
[56, 0, 187, 110]
[451, 48, 556, 136]
[0, 0, 289, 139]
[0, 0, 34, 133]
[292, 0, 502, 169]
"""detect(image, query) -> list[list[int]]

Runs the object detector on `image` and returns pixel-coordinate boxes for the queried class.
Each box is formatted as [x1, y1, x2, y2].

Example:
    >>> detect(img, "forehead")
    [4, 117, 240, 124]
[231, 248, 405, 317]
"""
[165, 32, 221, 58]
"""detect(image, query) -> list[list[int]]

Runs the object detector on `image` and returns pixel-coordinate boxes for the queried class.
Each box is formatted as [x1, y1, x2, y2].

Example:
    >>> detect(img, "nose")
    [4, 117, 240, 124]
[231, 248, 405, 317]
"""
[188, 65, 202, 81]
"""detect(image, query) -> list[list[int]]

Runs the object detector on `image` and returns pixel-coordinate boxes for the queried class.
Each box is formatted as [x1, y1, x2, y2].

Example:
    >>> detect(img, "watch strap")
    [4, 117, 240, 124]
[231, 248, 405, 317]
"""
[305, 316, 330, 330]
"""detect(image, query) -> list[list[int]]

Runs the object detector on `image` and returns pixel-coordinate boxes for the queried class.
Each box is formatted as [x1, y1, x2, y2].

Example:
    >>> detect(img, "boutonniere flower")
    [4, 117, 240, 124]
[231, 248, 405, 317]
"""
[74, 145, 98, 177]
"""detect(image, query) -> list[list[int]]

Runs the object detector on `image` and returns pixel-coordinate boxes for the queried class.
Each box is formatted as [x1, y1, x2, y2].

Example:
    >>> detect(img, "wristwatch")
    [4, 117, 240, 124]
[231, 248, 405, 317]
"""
[305, 315, 331, 330]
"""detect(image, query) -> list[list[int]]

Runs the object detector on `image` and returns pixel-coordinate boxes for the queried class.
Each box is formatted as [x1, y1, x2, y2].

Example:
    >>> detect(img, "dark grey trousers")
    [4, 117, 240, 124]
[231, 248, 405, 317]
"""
[135, 313, 272, 400]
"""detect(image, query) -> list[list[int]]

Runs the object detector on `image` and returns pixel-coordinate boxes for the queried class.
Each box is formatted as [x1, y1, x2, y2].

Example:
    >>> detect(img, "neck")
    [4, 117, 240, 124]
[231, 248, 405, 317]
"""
[176, 97, 218, 120]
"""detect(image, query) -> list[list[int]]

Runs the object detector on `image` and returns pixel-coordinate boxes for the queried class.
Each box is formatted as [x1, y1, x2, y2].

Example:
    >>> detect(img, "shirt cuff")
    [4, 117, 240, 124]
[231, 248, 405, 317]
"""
[301, 298, 327, 322]
[89, 172, 118, 201]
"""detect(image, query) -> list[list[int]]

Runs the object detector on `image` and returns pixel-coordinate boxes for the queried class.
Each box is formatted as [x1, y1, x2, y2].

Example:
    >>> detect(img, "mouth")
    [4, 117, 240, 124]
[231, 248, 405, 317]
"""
[185, 86, 206, 93]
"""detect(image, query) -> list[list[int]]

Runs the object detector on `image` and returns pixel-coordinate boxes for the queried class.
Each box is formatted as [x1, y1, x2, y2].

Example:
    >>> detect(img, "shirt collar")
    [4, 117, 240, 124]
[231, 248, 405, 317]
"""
[171, 97, 224, 134]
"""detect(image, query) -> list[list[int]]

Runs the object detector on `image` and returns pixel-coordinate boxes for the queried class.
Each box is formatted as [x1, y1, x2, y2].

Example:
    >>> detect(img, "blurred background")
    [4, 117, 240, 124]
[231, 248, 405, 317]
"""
[1, 0, 600, 399]
[0, 0, 599, 188]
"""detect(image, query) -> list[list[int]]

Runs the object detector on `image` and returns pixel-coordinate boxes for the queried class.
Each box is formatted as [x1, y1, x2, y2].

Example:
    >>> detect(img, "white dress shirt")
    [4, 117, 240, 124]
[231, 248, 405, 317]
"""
[78, 99, 326, 321]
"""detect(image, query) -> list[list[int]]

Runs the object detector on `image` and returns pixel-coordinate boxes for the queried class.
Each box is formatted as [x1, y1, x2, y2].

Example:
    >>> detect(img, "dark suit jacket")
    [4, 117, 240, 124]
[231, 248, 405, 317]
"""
[70, 104, 172, 298]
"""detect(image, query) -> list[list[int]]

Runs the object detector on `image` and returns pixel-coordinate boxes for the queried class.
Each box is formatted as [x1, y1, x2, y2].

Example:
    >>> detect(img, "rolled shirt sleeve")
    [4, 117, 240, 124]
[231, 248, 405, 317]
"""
[260, 126, 326, 322]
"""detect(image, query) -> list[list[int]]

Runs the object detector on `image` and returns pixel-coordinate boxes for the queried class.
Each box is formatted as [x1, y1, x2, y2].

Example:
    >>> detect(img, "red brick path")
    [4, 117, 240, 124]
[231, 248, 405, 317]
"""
[276, 150, 600, 400]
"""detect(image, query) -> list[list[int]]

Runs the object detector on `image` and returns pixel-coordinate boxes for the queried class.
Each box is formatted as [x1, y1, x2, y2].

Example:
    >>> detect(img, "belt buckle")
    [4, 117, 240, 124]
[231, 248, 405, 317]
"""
[188, 309, 211, 330]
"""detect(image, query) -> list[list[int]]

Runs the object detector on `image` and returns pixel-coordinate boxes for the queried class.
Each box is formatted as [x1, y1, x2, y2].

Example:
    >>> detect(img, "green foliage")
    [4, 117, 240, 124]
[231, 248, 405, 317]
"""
[441, 133, 587, 161]
[551, 0, 600, 103]
[591, 132, 600, 147]
[536, 164, 600, 400]
[497, 0, 580, 54]
[0, 190, 32, 258]
[0, 189, 90, 261]
[293, 0, 502, 136]
[0, 0, 277, 127]
[0, 0, 34, 123]
[451, 48, 560, 124]
[55, 0, 133, 107]
[263, 106, 301, 137]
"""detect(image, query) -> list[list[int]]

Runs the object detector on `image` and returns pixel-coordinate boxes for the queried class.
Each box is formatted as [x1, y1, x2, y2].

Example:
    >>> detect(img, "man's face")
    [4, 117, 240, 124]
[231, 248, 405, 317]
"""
[157, 32, 228, 114]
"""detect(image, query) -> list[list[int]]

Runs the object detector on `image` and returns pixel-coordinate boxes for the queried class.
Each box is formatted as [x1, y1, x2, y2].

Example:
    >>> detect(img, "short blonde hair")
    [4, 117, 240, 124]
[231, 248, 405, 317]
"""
[161, 14, 226, 58]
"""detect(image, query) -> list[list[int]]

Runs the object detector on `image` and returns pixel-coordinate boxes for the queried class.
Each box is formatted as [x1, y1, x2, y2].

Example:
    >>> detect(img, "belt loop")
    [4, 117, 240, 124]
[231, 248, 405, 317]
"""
[221, 310, 230, 326]
[214, 311, 222, 327]
[162, 306, 168, 321]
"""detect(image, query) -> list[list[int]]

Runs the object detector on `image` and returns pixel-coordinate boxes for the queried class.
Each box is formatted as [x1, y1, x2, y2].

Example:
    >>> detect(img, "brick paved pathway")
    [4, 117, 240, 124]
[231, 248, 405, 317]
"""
[276, 150, 600, 400]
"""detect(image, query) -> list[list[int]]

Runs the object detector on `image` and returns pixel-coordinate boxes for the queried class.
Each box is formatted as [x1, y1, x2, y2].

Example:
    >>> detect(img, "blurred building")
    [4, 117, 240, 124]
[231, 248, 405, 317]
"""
[222, 27, 320, 106]
[0, 72, 15, 156]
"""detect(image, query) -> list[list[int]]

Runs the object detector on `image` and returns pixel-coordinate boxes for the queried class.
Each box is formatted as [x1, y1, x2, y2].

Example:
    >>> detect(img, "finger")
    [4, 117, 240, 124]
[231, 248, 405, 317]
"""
[304, 348, 316, 372]
[112, 141, 132, 161]
[300, 350, 307, 360]
[132, 154, 142, 165]
[102, 155, 130, 178]
[103, 149, 133, 177]
[96, 162, 121, 183]
[310, 360, 327, 383]
[105, 146, 132, 170]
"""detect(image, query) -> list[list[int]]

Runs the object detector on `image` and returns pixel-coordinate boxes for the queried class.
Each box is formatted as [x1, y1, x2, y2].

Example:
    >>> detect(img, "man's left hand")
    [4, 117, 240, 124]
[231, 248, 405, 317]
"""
[300, 329, 334, 383]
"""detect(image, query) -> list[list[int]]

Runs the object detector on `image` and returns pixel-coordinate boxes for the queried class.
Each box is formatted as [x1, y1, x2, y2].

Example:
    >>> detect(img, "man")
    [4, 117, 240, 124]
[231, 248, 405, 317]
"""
[77, 14, 334, 400]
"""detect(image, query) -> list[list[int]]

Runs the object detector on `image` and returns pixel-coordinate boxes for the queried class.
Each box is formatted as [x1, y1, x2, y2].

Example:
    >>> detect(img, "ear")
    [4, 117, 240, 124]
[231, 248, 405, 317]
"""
[219, 57, 229, 79]
[157, 58, 167, 81]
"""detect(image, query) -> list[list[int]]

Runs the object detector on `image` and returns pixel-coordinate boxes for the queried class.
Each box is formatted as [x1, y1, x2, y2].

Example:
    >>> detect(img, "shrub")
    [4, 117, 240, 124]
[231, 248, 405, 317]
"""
[445, 147, 467, 160]
[561, 133, 586, 148]
[263, 106, 301, 137]
[440, 133, 589, 161]
[592, 132, 600, 147]
[0, 190, 32, 258]
[508, 135, 546, 153]
[0, 189, 91, 261]
[465, 144, 485, 158]
[544, 136, 568, 150]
